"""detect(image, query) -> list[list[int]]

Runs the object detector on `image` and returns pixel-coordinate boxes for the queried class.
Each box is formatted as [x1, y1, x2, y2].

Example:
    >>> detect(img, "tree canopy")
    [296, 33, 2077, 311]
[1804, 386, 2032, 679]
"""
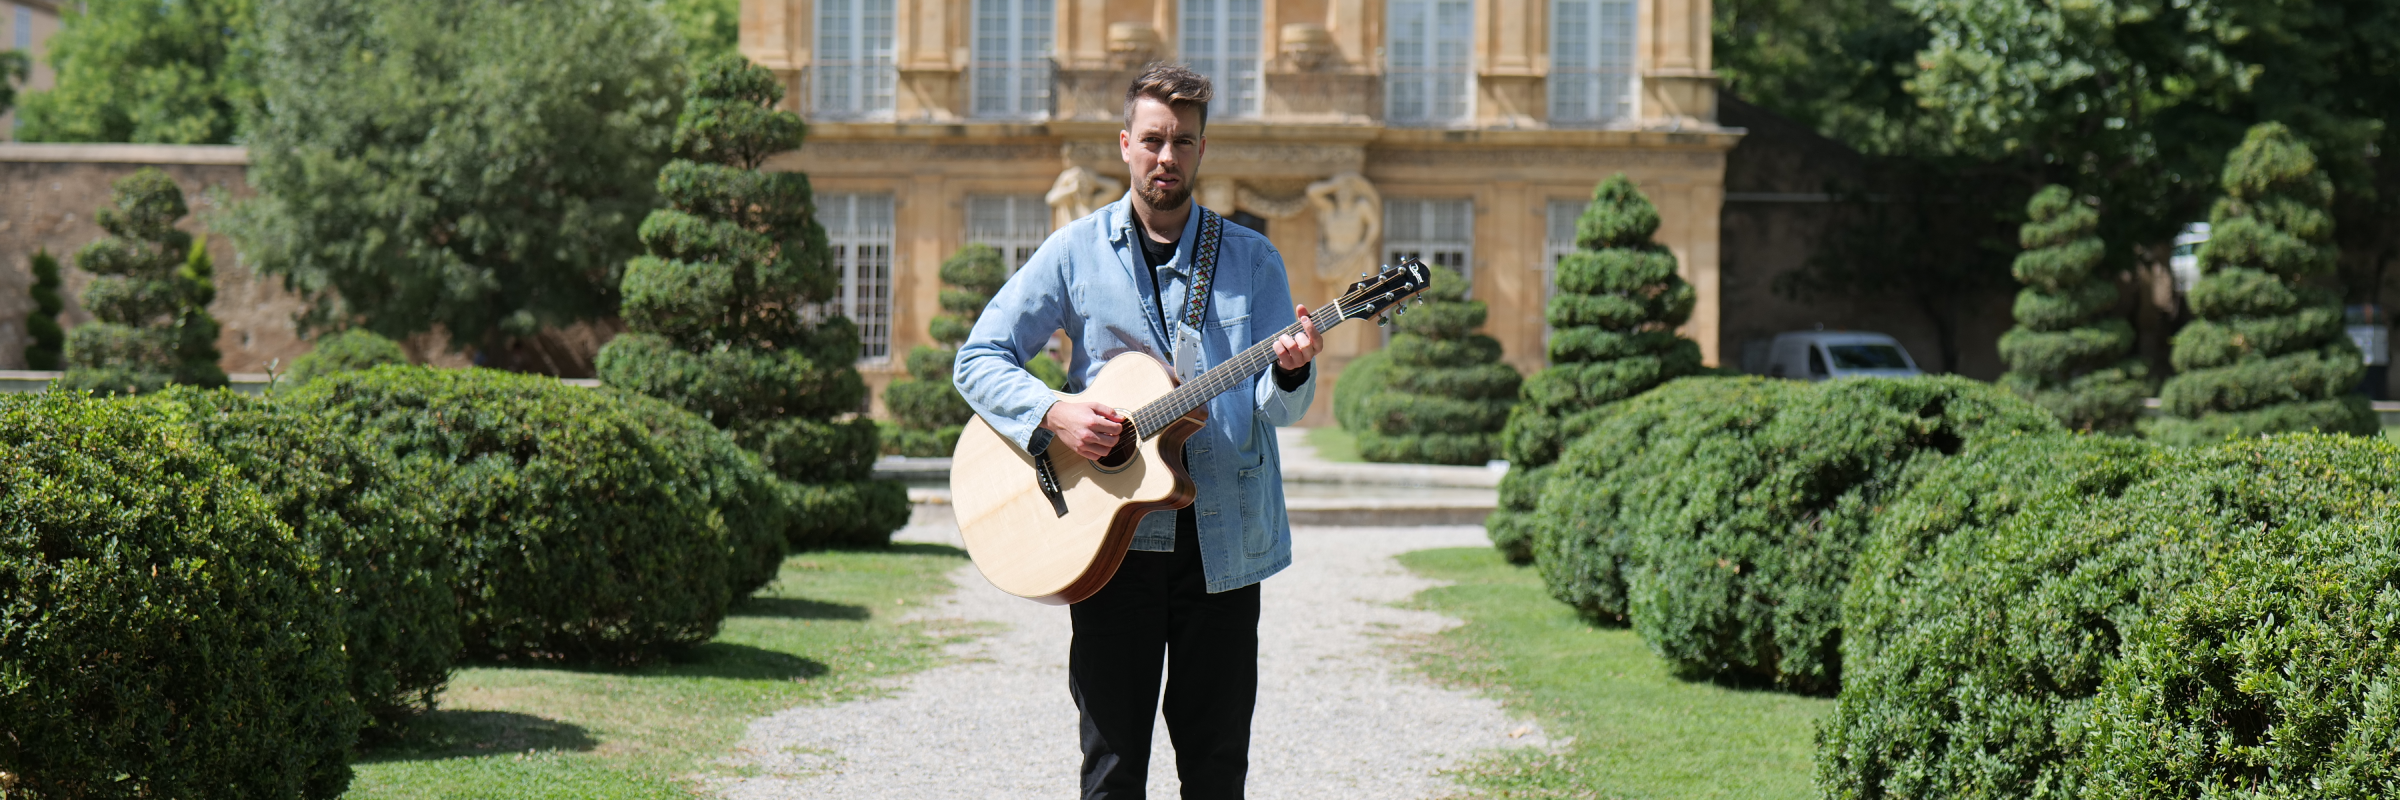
[15, 0, 259, 144]
[226, 0, 683, 366]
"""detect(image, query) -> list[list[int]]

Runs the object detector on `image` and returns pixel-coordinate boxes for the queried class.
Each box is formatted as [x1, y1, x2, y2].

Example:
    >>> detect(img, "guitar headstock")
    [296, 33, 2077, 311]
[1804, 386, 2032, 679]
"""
[1335, 258, 1433, 327]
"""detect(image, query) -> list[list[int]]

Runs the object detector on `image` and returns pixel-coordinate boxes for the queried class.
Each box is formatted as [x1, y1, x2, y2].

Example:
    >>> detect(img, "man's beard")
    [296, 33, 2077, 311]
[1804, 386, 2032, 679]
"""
[1134, 168, 1193, 212]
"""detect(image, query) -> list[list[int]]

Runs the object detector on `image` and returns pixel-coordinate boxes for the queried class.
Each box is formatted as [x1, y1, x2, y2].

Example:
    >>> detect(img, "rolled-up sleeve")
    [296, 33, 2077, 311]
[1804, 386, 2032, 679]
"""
[1247, 247, 1316, 427]
[954, 239, 1070, 452]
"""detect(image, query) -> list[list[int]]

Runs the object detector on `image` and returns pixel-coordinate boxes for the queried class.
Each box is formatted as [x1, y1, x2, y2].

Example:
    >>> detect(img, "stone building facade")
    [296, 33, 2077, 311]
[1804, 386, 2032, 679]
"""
[739, 0, 1735, 424]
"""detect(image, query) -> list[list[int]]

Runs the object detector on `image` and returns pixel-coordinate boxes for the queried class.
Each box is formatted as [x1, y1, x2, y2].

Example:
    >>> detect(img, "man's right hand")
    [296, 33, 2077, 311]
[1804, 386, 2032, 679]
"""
[1044, 401, 1126, 460]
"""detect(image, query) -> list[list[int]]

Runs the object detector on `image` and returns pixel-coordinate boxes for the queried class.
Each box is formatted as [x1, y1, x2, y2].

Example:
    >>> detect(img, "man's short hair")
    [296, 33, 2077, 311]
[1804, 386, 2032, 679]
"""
[1124, 63, 1212, 134]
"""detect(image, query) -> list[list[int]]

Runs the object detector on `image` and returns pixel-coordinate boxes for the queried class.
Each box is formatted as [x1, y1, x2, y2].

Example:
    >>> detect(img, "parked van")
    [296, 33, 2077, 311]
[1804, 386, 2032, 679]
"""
[1761, 331, 1923, 381]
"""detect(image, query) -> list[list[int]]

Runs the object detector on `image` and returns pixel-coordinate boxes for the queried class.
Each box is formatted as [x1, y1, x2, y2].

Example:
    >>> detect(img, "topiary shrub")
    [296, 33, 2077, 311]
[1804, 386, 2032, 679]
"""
[1350, 265, 1521, 464]
[1488, 175, 1703, 561]
[285, 328, 409, 386]
[58, 169, 228, 395]
[0, 392, 359, 798]
[289, 365, 788, 664]
[148, 387, 456, 731]
[2148, 123, 2380, 443]
[882, 243, 1001, 457]
[593, 55, 907, 549]
[1817, 434, 2399, 799]
[1532, 375, 2058, 693]
[22, 248, 63, 371]
[1996, 186, 2146, 432]
[1331, 347, 1394, 433]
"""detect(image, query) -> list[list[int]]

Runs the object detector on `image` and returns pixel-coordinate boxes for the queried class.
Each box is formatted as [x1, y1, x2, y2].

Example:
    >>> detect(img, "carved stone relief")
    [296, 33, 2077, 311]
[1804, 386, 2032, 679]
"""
[1046, 166, 1124, 229]
[1305, 172, 1381, 280]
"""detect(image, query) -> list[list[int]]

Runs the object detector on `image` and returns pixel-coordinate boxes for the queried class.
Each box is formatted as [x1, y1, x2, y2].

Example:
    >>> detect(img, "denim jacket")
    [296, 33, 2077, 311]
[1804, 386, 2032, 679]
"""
[953, 194, 1316, 592]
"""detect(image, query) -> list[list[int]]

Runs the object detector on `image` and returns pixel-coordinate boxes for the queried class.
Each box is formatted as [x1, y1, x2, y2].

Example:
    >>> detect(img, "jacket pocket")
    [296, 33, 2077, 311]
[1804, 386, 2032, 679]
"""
[1237, 451, 1274, 557]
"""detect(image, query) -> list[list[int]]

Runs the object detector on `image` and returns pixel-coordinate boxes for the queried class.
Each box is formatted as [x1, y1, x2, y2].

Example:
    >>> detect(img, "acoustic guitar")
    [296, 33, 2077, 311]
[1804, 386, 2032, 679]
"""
[950, 259, 1433, 604]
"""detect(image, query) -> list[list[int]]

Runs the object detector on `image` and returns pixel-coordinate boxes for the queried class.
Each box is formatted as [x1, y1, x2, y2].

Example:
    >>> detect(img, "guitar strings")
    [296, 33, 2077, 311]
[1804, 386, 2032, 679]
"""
[1129, 298, 1354, 442]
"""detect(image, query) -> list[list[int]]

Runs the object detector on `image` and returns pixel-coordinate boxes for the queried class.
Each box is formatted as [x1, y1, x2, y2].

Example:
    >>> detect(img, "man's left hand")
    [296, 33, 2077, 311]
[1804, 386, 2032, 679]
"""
[1274, 304, 1324, 371]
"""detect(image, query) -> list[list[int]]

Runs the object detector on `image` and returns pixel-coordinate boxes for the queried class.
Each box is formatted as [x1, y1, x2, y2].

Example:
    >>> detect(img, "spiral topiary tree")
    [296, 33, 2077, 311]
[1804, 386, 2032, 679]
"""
[881, 243, 1002, 456]
[2146, 123, 2380, 443]
[59, 169, 228, 395]
[1351, 265, 1520, 464]
[23, 248, 63, 370]
[594, 55, 908, 548]
[1996, 185, 2146, 432]
[1486, 174, 1703, 561]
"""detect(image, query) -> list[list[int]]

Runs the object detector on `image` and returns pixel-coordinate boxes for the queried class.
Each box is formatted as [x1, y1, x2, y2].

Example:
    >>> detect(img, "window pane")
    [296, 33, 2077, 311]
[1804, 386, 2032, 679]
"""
[966, 194, 1052, 273]
[1549, 0, 1634, 124]
[823, 194, 898, 362]
[1183, 0, 1259, 118]
[1384, 197, 1475, 292]
[817, 0, 896, 117]
[1387, 0, 1471, 125]
[974, 0, 1051, 117]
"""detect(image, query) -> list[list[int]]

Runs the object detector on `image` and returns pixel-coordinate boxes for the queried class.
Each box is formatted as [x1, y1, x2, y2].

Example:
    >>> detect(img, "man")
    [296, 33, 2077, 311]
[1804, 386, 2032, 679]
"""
[953, 63, 1324, 799]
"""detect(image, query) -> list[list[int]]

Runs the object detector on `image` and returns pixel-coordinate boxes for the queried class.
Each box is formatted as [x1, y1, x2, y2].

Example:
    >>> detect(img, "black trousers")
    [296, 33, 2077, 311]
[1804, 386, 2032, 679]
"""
[1068, 512, 1261, 800]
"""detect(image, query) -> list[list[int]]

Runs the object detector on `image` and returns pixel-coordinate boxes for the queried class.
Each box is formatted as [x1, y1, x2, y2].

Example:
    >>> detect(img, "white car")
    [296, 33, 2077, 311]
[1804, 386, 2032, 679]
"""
[1762, 331, 1923, 381]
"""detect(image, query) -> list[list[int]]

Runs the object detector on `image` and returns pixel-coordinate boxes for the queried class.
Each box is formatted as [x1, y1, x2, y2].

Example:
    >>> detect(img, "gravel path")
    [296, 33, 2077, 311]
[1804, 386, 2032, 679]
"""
[715, 518, 1547, 799]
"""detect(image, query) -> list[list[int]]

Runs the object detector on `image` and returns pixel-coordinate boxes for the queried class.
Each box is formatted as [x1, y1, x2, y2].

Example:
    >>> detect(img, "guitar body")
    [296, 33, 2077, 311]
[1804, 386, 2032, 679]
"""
[950, 352, 1207, 605]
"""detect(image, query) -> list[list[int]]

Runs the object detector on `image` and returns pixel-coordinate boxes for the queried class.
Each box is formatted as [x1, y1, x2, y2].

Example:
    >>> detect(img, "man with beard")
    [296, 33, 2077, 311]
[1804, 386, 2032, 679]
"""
[953, 63, 1324, 798]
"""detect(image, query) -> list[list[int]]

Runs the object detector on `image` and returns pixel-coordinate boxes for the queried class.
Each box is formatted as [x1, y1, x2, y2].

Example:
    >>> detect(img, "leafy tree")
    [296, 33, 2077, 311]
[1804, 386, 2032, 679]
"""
[22, 249, 64, 371]
[1488, 175, 1702, 562]
[882, 244, 998, 457]
[1997, 185, 2146, 432]
[594, 55, 908, 549]
[1350, 265, 1519, 465]
[658, 0, 739, 62]
[0, 49, 27, 119]
[227, 0, 682, 370]
[59, 169, 228, 395]
[284, 328, 408, 386]
[15, 0, 259, 144]
[1714, 0, 1942, 157]
[2148, 123, 2381, 442]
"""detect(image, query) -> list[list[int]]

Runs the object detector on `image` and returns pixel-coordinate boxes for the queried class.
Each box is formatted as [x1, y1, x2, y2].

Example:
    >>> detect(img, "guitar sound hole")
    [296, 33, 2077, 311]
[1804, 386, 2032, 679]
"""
[1093, 435, 1137, 473]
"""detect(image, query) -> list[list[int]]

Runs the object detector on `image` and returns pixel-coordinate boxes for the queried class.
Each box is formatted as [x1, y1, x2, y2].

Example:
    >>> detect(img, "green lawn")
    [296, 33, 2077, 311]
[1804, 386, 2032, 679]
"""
[1398, 548, 1831, 800]
[2386, 424, 2397, 442]
[345, 544, 980, 799]
[1304, 425, 1364, 462]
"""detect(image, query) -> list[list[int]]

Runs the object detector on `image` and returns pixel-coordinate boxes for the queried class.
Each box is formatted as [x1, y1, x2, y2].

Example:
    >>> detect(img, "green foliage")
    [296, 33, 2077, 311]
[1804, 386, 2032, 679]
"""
[1819, 435, 2400, 799]
[1530, 375, 2059, 693]
[1350, 265, 1520, 465]
[149, 387, 456, 730]
[1332, 349, 1393, 433]
[22, 249, 64, 371]
[1997, 186, 2146, 432]
[59, 169, 227, 395]
[0, 49, 24, 125]
[0, 392, 359, 798]
[596, 55, 907, 548]
[286, 328, 410, 386]
[14, 0, 259, 143]
[2150, 124, 2380, 444]
[882, 244, 1005, 455]
[657, 0, 739, 61]
[1489, 176, 1701, 550]
[229, 0, 683, 357]
[289, 365, 790, 664]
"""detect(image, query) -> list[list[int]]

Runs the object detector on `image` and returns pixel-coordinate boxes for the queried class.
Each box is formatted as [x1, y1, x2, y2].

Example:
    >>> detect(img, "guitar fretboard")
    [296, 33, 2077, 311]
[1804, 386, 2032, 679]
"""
[1127, 302, 1350, 441]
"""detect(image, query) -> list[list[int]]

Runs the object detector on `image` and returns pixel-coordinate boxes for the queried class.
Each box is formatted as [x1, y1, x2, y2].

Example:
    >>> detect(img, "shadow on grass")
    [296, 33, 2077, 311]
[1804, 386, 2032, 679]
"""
[662, 641, 831, 682]
[358, 710, 598, 763]
[733, 595, 870, 620]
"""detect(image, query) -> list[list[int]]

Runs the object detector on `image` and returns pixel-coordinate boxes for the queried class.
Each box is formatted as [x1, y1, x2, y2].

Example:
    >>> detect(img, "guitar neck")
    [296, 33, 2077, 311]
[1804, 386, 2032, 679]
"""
[1128, 303, 1350, 441]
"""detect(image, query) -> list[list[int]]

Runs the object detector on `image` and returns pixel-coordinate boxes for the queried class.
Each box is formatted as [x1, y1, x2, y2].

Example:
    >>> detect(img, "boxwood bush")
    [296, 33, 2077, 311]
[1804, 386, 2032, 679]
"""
[150, 387, 456, 729]
[1, 393, 358, 798]
[1531, 375, 2057, 693]
[1818, 435, 2400, 799]
[1350, 265, 1521, 465]
[284, 328, 409, 386]
[289, 365, 789, 664]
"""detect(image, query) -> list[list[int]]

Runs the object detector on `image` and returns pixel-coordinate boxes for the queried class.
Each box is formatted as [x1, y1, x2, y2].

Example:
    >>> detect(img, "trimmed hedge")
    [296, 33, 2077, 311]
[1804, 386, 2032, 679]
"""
[289, 365, 788, 664]
[285, 329, 409, 386]
[1530, 375, 2058, 693]
[151, 387, 457, 730]
[1351, 265, 1521, 465]
[1819, 434, 2400, 799]
[59, 169, 227, 395]
[23, 248, 63, 370]
[2149, 123, 2379, 442]
[594, 55, 907, 549]
[0, 392, 359, 798]
[1489, 175, 1704, 560]
[1996, 185, 2146, 432]
[882, 244, 1001, 456]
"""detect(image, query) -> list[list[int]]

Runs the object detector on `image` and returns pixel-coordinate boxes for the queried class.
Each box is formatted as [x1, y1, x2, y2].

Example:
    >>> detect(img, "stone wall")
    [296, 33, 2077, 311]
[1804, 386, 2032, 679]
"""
[0, 144, 328, 375]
